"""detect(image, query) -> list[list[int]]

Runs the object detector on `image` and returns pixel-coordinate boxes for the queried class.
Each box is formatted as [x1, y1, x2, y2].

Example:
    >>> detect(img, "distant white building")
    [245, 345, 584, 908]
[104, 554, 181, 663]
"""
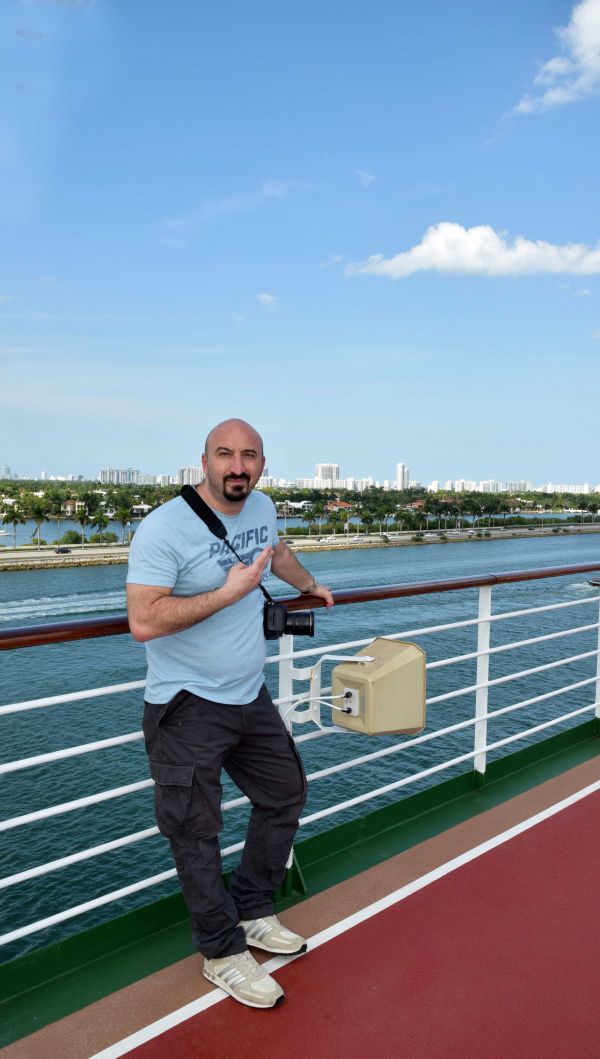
[98, 467, 139, 485]
[540, 482, 590, 495]
[395, 463, 409, 490]
[315, 463, 339, 483]
[479, 480, 503, 494]
[177, 466, 204, 486]
[257, 467, 276, 489]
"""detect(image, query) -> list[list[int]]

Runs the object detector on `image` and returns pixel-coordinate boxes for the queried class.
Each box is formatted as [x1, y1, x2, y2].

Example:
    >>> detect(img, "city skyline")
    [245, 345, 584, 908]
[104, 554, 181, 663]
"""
[1, 2, 599, 479]
[1, 459, 599, 495]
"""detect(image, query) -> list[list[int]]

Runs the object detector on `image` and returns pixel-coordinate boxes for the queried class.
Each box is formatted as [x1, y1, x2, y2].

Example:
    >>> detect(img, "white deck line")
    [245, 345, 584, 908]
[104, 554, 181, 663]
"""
[89, 775, 600, 1059]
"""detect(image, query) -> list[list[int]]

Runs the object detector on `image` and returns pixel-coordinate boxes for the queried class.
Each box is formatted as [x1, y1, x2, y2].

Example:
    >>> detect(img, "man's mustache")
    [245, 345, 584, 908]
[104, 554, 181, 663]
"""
[224, 474, 250, 483]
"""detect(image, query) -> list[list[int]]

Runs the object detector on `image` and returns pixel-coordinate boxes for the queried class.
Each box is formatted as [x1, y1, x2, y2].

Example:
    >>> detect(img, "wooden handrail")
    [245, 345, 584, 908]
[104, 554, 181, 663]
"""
[1, 562, 599, 652]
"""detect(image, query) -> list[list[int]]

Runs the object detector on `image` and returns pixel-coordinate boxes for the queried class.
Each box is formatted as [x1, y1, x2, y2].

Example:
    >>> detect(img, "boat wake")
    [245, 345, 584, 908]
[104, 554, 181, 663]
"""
[0, 590, 126, 624]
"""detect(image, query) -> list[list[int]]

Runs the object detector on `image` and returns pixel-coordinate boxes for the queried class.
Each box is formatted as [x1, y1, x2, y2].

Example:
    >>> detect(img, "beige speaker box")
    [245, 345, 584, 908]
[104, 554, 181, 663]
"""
[331, 638, 426, 735]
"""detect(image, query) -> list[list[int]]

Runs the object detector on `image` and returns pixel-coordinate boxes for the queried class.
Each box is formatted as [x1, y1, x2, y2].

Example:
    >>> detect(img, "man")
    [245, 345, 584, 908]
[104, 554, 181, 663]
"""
[126, 418, 333, 1009]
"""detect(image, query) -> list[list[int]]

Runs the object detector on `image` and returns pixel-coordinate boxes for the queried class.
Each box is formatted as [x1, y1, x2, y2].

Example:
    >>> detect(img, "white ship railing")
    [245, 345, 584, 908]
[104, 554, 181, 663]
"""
[1, 563, 599, 949]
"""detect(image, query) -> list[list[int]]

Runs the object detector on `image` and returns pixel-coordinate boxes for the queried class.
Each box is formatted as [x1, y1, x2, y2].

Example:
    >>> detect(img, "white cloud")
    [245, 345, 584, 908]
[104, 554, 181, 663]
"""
[257, 292, 277, 309]
[347, 222, 600, 279]
[0, 294, 15, 303]
[320, 254, 343, 268]
[575, 287, 592, 295]
[356, 170, 374, 187]
[515, 0, 600, 114]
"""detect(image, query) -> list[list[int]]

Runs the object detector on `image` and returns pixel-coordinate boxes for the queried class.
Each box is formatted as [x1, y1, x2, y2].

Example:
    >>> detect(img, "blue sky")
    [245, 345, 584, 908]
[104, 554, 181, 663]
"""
[1, 0, 599, 484]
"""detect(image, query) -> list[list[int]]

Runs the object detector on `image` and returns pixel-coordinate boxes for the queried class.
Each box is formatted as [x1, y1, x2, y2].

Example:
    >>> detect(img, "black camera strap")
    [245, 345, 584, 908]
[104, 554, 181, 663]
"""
[180, 484, 275, 604]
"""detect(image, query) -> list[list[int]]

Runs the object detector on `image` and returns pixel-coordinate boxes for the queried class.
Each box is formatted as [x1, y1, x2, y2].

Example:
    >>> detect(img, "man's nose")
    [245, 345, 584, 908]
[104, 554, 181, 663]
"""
[230, 454, 244, 475]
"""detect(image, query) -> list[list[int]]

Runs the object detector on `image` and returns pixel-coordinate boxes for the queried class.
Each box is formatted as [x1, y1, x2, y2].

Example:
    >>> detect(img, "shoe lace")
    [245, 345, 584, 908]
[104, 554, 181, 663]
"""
[234, 950, 262, 979]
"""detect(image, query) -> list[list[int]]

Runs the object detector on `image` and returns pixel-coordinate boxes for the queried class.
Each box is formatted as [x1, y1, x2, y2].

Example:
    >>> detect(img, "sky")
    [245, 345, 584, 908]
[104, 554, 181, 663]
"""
[1, 0, 599, 484]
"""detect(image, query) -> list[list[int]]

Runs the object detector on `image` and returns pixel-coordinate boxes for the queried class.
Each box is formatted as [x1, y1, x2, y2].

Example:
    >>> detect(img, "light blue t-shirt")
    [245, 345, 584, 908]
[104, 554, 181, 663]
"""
[127, 491, 279, 705]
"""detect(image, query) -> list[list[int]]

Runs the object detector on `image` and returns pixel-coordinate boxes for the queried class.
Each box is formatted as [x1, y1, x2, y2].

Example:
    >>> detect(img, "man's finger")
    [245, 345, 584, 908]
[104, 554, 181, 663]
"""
[253, 545, 273, 570]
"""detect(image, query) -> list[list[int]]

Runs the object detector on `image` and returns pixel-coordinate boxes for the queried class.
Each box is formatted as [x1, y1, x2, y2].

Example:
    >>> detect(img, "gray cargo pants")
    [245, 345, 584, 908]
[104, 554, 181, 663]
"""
[142, 683, 307, 959]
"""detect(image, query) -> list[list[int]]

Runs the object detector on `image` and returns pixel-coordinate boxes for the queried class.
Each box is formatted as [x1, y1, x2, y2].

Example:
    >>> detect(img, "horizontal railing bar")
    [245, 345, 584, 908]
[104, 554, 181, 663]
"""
[427, 624, 600, 671]
[0, 680, 146, 717]
[0, 827, 161, 890]
[5, 699, 595, 946]
[427, 649, 598, 706]
[0, 870, 178, 947]
[0, 779, 154, 832]
[0, 732, 144, 776]
[2, 564, 598, 652]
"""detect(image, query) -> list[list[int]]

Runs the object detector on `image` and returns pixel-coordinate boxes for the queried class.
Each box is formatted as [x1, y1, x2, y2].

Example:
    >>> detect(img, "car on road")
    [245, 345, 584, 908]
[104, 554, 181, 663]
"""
[54, 546, 71, 554]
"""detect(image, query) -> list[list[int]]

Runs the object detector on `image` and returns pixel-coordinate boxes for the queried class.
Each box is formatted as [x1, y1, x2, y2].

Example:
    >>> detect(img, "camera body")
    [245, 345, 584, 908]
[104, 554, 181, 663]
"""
[263, 601, 314, 640]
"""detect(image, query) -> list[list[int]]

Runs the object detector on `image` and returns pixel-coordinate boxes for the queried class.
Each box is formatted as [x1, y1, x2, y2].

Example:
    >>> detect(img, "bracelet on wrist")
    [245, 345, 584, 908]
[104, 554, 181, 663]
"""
[301, 579, 318, 594]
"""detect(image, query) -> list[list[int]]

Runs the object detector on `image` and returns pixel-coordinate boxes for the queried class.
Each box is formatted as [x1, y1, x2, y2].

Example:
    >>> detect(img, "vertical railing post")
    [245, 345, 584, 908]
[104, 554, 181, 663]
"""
[474, 586, 492, 780]
[278, 634, 295, 731]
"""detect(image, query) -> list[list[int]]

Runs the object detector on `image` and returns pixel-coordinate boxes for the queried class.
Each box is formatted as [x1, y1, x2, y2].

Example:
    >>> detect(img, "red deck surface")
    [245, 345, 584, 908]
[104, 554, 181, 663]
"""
[128, 791, 600, 1059]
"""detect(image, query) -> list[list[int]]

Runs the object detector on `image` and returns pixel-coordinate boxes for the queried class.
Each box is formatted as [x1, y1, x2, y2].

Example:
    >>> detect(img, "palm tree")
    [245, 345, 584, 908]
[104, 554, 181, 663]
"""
[2, 505, 27, 550]
[361, 510, 375, 536]
[46, 494, 66, 544]
[27, 500, 47, 550]
[301, 509, 316, 536]
[312, 499, 327, 534]
[75, 510, 90, 548]
[114, 506, 132, 545]
[91, 512, 110, 541]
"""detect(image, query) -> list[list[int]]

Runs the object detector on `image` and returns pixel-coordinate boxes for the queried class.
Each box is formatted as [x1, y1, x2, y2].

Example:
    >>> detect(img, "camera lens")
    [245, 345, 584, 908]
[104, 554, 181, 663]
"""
[284, 610, 314, 637]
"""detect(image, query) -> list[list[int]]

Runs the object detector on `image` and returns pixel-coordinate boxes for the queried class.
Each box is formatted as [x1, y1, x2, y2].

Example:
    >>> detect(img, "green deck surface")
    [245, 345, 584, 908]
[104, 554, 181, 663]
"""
[1, 720, 599, 1049]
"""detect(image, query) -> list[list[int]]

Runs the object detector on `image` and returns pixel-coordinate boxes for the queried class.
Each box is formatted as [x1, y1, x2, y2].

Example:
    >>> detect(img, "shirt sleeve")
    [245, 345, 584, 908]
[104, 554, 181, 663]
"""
[126, 516, 179, 588]
[269, 498, 279, 547]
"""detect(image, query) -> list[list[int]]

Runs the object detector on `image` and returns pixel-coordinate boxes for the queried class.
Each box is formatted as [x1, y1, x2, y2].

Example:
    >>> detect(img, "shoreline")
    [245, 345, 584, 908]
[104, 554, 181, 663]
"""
[1, 524, 599, 571]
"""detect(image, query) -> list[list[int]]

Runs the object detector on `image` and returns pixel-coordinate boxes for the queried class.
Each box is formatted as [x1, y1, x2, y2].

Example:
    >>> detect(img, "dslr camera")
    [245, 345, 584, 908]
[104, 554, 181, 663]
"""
[263, 601, 314, 640]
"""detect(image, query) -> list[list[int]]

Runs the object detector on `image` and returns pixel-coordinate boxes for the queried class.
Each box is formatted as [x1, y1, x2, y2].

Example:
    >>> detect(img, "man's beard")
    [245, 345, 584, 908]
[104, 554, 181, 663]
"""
[222, 475, 251, 501]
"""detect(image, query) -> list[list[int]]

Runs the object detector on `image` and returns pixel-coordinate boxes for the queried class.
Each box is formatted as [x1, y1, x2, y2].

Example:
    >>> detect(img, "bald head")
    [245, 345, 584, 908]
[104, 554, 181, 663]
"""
[200, 418, 266, 511]
[204, 418, 264, 459]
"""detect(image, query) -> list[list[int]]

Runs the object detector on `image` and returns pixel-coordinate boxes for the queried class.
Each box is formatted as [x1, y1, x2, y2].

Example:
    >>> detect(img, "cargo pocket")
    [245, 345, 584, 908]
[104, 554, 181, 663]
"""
[150, 761, 206, 839]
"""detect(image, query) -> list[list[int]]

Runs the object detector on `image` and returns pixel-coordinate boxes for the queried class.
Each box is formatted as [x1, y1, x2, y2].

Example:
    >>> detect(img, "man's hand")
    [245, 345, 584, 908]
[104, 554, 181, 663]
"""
[220, 545, 273, 606]
[306, 583, 334, 609]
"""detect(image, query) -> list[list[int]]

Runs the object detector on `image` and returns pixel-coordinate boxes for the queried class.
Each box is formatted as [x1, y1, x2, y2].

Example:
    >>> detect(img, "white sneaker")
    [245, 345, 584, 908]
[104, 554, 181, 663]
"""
[203, 949, 284, 1009]
[240, 914, 307, 955]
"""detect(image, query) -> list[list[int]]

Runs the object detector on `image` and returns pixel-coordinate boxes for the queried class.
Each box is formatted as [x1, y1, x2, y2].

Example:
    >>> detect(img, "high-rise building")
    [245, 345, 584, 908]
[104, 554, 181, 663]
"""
[177, 466, 203, 486]
[98, 468, 139, 485]
[0, 464, 11, 479]
[395, 463, 410, 490]
[315, 463, 339, 483]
